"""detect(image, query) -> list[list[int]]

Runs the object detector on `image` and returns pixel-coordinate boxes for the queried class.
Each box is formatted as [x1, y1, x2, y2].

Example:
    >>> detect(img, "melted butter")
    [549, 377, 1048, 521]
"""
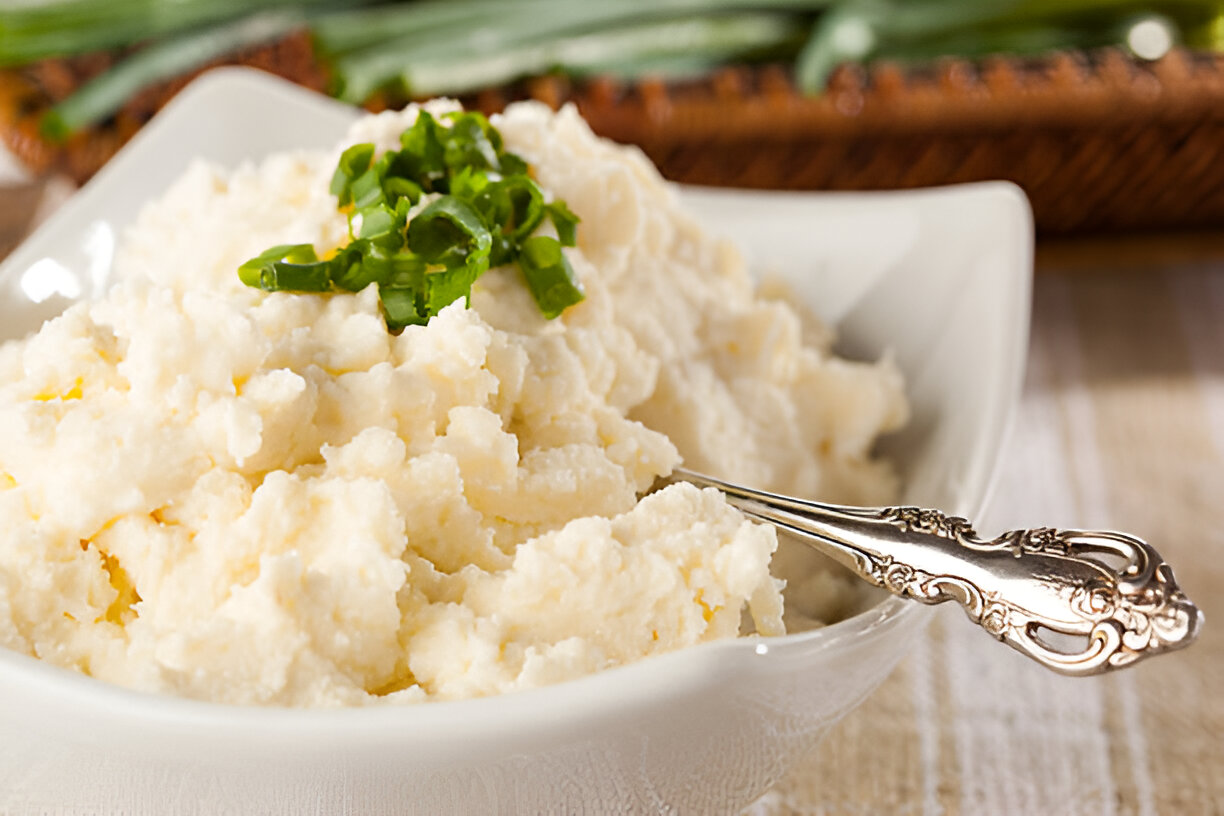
[97, 550, 141, 626]
[32, 378, 83, 402]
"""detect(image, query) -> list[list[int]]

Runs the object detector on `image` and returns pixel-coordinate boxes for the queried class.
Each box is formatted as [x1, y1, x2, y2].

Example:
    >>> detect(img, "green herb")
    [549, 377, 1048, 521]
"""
[329, 142, 376, 206]
[0, 0, 347, 66]
[27, 0, 1224, 140]
[40, 10, 306, 142]
[237, 243, 331, 291]
[237, 110, 584, 330]
[335, 12, 804, 102]
[545, 201, 580, 247]
[518, 235, 585, 319]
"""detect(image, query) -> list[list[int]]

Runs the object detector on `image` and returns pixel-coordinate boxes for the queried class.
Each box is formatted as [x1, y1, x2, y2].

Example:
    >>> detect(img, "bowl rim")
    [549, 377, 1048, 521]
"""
[0, 68, 1032, 736]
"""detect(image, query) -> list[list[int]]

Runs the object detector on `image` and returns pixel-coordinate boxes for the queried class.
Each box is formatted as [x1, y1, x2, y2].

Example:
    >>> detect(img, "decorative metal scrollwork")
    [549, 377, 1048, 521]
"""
[669, 469, 1202, 676]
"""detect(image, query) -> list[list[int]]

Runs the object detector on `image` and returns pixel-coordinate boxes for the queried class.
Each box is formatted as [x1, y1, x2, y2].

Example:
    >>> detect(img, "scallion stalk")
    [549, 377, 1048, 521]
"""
[21, 0, 1224, 140]
[796, 0, 1224, 90]
[0, 0, 362, 65]
[40, 10, 307, 141]
[314, 0, 832, 55]
[339, 13, 803, 101]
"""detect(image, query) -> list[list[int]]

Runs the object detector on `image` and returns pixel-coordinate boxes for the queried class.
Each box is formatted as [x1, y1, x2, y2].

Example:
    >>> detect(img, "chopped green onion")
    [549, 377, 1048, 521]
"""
[330, 142, 375, 206]
[384, 177, 423, 205]
[546, 201, 580, 247]
[483, 176, 547, 241]
[261, 261, 333, 292]
[237, 110, 582, 330]
[331, 245, 379, 292]
[448, 166, 491, 202]
[237, 243, 320, 288]
[397, 112, 447, 187]
[425, 263, 484, 313]
[518, 235, 585, 319]
[441, 112, 504, 174]
[350, 163, 388, 209]
[379, 287, 425, 331]
[407, 196, 492, 267]
[356, 204, 399, 240]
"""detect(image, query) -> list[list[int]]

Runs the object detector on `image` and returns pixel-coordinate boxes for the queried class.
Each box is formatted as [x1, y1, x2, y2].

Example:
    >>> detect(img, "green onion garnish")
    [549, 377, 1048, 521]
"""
[518, 235, 585, 320]
[238, 110, 584, 330]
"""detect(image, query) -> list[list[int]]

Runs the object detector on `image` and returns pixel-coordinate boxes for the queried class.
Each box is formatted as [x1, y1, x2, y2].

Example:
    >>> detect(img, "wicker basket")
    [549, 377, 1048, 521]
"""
[4, 43, 1224, 236]
[468, 49, 1224, 236]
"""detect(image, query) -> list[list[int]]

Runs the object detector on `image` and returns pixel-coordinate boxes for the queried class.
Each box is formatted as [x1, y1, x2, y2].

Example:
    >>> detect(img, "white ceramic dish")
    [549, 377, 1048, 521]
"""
[0, 69, 1032, 815]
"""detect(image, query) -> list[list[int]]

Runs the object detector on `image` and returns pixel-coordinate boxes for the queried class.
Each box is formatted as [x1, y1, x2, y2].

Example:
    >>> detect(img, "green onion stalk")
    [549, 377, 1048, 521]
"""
[6, 0, 1222, 140]
[795, 0, 1224, 90]
[0, 0, 369, 65]
[40, 10, 307, 141]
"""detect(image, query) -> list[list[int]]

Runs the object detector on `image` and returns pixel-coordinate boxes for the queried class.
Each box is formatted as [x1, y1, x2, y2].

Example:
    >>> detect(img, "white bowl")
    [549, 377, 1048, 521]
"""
[0, 69, 1032, 815]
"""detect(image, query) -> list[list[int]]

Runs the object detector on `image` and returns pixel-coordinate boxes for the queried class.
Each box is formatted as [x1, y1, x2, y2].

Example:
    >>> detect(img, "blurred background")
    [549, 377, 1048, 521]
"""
[2, 0, 1224, 242]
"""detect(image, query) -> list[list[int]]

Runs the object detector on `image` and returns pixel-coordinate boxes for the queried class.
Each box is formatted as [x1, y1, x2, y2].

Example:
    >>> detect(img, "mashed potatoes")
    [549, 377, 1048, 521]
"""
[0, 102, 905, 706]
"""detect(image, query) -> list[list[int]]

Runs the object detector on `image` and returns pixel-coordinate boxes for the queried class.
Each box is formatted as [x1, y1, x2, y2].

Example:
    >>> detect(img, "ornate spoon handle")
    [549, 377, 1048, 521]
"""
[669, 468, 1203, 676]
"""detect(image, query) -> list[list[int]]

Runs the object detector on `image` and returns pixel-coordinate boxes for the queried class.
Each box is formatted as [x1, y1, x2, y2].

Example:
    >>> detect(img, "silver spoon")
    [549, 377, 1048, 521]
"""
[664, 468, 1203, 676]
